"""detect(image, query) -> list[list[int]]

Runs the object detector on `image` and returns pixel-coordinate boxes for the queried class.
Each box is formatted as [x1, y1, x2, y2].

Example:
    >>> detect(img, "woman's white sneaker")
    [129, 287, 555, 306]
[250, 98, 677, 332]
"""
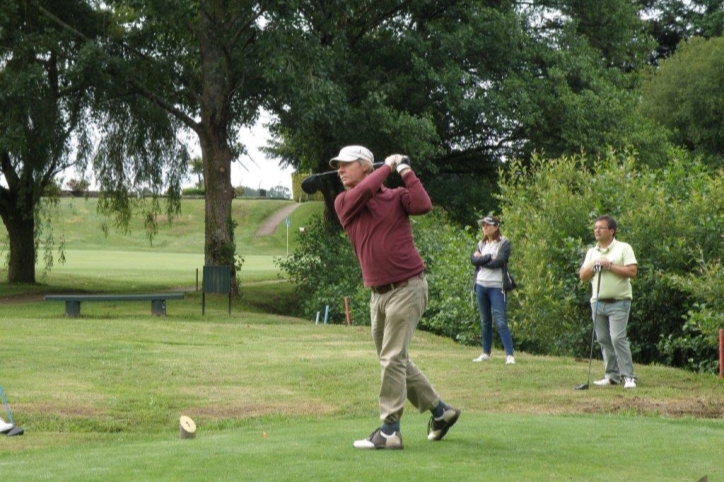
[505, 355, 515, 365]
[472, 353, 491, 362]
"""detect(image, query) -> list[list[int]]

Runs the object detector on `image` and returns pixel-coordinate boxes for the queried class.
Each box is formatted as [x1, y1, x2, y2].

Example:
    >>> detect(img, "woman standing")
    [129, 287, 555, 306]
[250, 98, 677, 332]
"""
[471, 216, 516, 364]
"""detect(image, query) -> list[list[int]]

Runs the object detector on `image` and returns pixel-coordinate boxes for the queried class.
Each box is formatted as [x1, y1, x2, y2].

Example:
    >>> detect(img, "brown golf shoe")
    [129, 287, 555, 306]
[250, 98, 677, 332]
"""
[353, 427, 404, 450]
[427, 405, 461, 441]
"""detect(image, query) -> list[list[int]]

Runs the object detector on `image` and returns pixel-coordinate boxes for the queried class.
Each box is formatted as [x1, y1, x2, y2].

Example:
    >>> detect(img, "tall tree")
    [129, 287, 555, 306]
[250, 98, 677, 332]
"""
[1, 0, 188, 283]
[31, 0, 299, 292]
[641, 0, 724, 62]
[639, 36, 724, 168]
[265, 0, 658, 224]
[0, 0, 98, 282]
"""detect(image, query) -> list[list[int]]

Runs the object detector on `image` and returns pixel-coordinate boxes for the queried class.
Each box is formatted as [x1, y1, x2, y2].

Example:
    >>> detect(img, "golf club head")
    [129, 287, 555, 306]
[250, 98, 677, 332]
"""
[574, 383, 589, 390]
[301, 175, 322, 194]
[6, 425, 24, 436]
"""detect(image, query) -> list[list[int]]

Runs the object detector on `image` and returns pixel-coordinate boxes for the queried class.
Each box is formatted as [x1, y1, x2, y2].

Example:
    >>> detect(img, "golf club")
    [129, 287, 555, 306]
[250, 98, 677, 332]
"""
[301, 156, 410, 195]
[301, 162, 384, 195]
[0, 385, 24, 436]
[575, 263, 602, 391]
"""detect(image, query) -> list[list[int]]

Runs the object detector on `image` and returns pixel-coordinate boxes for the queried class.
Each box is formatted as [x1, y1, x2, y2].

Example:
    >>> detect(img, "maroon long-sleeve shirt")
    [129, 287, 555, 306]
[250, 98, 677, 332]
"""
[334, 165, 432, 287]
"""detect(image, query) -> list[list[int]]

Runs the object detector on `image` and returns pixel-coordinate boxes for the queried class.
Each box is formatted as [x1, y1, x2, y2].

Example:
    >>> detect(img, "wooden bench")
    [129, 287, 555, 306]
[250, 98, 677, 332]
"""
[44, 293, 185, 317]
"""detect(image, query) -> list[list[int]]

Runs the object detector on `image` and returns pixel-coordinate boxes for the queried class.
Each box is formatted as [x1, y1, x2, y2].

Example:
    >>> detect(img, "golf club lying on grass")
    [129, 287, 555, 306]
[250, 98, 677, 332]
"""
[575, 263, 602, 391]
[0, 385, 24, 436]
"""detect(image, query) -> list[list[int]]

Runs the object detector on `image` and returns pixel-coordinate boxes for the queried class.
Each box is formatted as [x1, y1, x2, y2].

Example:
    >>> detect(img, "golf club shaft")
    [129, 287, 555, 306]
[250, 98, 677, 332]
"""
[576, 265, 602, 390]
[312, 161, 385, 178]
[588, 266, 603, 382]
[0, 386, 14, 425]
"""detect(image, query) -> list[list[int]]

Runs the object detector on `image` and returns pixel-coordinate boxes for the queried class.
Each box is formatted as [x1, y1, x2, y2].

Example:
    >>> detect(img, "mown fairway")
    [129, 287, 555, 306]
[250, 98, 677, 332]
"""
[0, 199, 722, 482]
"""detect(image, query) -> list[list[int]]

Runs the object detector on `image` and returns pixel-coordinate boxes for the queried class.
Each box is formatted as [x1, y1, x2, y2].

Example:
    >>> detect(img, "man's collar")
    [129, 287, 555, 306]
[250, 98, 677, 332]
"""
[596, 238, 617, 252]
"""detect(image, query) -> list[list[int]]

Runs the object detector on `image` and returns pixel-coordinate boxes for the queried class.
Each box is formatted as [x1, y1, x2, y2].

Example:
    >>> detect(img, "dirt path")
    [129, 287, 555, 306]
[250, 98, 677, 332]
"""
[254, 203, 302, 236]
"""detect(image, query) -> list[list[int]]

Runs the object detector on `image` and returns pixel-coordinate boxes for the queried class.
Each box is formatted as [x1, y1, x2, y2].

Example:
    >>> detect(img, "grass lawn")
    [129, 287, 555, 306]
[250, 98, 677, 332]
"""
[0, 305, 721, 481]
[0, 198, 722, 481]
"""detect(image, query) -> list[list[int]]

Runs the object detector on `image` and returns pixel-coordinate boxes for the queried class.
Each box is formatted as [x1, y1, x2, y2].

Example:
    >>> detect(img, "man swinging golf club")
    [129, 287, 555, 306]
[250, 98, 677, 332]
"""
[330, 145, 461, 450]
[579, 215, 638, 389]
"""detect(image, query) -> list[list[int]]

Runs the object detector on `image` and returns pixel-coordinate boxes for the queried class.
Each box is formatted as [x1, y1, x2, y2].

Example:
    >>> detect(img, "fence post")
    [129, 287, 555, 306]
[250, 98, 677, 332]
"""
[719, 329, 723, 379]
[344, 297, 351, 326]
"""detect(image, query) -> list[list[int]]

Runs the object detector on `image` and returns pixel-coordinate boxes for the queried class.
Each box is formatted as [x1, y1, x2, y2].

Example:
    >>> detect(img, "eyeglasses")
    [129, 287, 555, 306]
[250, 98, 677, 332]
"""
[593, 226, 610, 231]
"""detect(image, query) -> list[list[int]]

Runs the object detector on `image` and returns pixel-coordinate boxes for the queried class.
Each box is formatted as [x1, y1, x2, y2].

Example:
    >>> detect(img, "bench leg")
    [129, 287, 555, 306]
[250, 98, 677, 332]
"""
[151, 300, 167, 316]
[65, 301, 81, 317]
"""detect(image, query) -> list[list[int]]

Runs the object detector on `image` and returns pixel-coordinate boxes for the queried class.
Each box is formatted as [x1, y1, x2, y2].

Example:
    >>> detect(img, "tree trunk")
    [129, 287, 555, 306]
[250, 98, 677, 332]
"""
[3, 207, 36, 284]
[198, 2, 239, 295]
[199, 133, 237, 293]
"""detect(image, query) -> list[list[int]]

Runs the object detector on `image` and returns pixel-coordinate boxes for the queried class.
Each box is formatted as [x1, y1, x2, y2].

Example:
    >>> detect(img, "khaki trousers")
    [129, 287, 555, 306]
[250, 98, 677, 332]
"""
[370, 274, 440, 424]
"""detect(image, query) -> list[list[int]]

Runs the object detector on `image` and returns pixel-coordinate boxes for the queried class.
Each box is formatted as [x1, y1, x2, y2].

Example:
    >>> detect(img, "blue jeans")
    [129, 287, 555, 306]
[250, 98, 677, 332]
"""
[475, 284, 514, 356]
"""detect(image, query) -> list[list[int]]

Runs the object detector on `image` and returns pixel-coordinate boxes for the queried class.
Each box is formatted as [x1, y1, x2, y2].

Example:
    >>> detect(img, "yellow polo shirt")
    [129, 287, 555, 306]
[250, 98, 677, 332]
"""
[583, 239, 637, 301]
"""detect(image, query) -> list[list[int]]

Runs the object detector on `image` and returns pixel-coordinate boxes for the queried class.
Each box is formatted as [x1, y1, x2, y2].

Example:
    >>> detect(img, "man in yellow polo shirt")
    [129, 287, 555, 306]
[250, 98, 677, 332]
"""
[579, 215, 639, 389]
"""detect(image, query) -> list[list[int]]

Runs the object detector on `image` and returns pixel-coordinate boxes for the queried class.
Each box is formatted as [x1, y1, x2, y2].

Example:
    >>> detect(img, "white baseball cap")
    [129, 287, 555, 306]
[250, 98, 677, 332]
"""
[329, 145, 374, 169]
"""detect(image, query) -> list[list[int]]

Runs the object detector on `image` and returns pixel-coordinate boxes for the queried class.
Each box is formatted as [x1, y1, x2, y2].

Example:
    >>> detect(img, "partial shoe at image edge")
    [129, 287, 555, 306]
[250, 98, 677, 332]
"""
[0, 419, 13, 434]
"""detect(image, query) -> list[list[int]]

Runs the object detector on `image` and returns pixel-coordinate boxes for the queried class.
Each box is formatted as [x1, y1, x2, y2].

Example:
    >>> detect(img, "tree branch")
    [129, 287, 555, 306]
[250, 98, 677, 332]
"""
[29, 0, 201, 133]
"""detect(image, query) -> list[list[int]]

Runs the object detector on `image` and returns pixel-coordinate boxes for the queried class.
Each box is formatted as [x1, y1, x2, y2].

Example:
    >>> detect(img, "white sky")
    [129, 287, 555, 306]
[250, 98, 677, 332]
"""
[46, 118, 296, 194]
[229, 123, 294, 192]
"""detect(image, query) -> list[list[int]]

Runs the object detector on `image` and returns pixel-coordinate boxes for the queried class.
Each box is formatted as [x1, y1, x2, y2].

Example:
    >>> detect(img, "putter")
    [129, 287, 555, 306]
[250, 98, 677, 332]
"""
[0, 385, 24, 436]
[575, 264, 602, 391]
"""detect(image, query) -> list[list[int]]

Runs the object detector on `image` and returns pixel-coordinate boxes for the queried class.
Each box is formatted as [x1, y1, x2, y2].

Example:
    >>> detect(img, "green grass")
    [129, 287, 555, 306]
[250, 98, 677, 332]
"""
[0, 198, 723, 481]
[0, 305, 722, 481]
[1, 198, 325, 295]
[32, 197, 320, 256]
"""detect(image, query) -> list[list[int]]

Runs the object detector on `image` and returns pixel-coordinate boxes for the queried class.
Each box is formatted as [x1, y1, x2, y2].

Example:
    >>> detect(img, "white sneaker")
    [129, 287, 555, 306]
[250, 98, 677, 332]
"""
[505, 355, 515, 365]
[472, 353, 491, 362]
[593, 377, 619, 386]
[623, 377, 637, 389]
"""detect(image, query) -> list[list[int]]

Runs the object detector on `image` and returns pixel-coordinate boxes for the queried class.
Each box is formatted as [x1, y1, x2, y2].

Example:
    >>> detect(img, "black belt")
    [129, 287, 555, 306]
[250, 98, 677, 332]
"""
[599, 298, 622, 303]
[371, 273, 424, 294]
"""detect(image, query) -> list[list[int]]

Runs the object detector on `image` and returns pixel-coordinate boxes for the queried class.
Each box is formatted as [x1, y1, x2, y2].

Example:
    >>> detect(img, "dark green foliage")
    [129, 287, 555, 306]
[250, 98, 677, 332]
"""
[645, 0, 724, 61]
[275, 216, 366, 324]
[639, 36, 724, 169]
[266, 0, 659, 219]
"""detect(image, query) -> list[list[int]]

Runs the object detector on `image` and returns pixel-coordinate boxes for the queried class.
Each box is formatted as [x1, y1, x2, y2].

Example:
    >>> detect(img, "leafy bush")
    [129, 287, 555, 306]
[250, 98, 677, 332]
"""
[276, 209, 481, 344]
[412, 210, 480, 344]
[182, 187, 205, 196]
[275, 216, 365, 324]
[499, 148, 724, 372]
